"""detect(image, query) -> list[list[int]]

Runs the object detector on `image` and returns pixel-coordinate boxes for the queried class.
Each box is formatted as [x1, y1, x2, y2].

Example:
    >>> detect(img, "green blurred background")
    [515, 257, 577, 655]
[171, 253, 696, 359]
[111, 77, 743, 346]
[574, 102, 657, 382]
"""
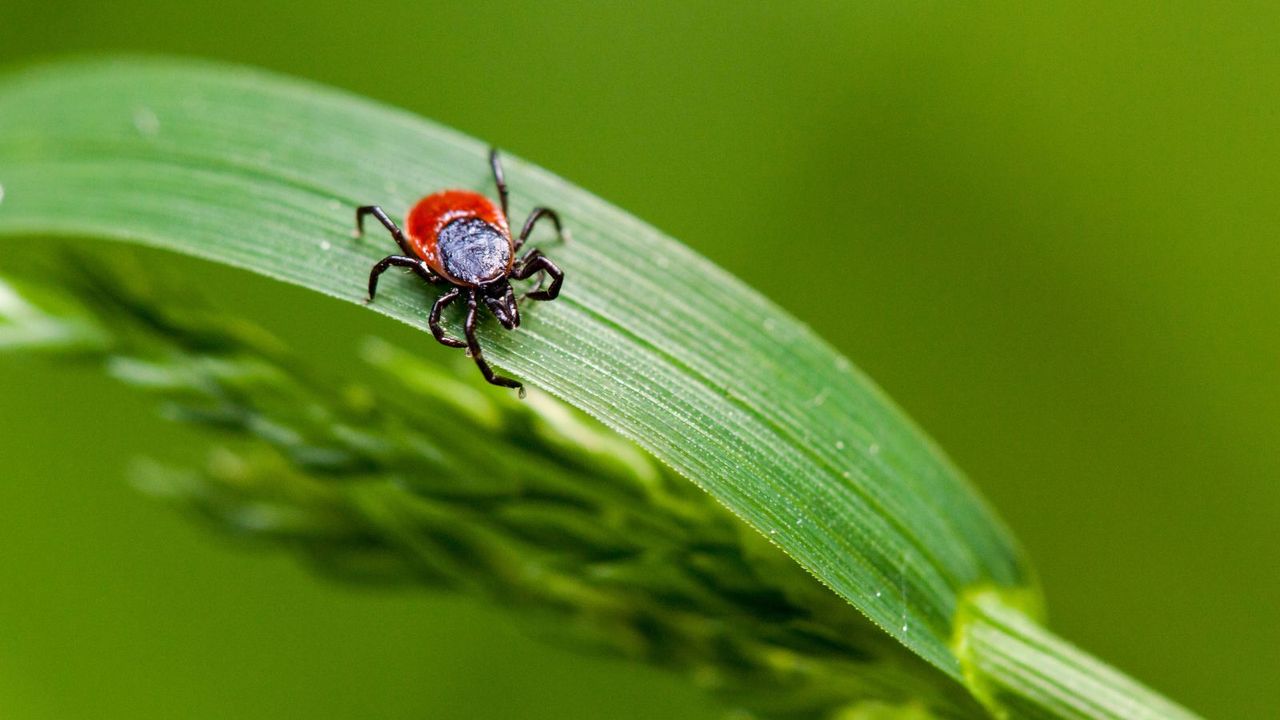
[1, 2, 1276, 718]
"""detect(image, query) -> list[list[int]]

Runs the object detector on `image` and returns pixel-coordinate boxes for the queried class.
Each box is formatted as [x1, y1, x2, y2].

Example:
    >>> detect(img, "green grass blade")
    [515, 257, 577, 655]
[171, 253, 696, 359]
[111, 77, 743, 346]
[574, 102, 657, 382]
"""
[955, 591, 1199, 720]
[0, 58, 1198, 718]
[0, 56, 1026, 674]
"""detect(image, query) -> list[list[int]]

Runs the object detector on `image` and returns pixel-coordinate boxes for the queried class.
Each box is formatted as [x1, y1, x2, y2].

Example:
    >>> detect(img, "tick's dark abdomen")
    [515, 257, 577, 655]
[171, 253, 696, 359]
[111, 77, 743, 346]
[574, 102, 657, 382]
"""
[437, 217, 512, 285]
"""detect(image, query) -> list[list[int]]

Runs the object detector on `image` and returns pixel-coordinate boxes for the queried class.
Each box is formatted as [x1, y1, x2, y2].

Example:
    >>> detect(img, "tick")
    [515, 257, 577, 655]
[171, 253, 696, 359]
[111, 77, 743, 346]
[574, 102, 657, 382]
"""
[356, 148, 566, 393]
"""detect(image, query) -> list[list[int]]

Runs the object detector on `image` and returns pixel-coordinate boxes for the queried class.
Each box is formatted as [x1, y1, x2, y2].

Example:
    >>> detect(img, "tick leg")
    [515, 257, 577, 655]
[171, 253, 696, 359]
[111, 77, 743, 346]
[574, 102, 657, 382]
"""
[489, 148, 510, 221]
[367, 255, 440, 302]
[514, 207, 568, 253]
[513, 250, 564, 301]
[356, 205, 417, 257]
[464, 290, 522, 391]
[428, 288, 466, 348]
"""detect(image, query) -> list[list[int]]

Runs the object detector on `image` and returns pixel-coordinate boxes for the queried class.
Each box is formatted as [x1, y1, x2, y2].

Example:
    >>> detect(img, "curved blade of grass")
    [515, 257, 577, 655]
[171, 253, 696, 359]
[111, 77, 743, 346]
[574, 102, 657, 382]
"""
[955, 590, 1198, 720]
[0, 58, 1196, 718]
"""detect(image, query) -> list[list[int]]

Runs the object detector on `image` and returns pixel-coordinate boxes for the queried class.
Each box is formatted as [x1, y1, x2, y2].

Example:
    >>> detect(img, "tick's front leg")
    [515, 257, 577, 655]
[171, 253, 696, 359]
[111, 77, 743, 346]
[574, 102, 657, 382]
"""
[513, 250, 564, 301]
[463, 291, 523, 391]
[428, 288, 466, 348]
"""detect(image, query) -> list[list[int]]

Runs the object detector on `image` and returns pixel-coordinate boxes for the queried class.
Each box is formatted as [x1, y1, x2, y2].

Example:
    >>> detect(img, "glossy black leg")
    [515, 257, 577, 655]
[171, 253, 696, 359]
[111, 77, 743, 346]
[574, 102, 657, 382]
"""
[489, 148, 509, 220]
[428, 288, 466, 348]
[513, 250, 564, 301]
[514, 207, 567, 252]
[356, 205, 416, 257]
[367, 255, 436, 301]
[464, 290, 522, 390]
